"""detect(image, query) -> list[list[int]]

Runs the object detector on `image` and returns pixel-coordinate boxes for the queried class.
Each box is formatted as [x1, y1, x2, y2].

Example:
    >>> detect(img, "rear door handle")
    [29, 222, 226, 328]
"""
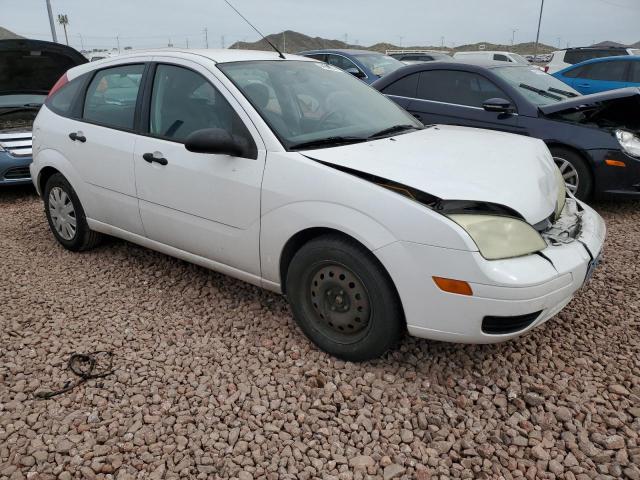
[143, 152, 168, 166]
[68, 132, 86, 143]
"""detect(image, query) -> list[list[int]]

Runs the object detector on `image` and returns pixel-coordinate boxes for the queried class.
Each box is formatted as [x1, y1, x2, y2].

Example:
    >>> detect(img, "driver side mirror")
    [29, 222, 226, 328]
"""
[345, 67, 366, 79]
[184, 128, 243, 156]
[483, 98, 514, 114]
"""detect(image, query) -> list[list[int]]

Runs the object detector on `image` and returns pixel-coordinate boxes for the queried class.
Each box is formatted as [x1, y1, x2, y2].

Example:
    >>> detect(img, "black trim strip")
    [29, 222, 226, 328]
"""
[303, 155, 525, 220]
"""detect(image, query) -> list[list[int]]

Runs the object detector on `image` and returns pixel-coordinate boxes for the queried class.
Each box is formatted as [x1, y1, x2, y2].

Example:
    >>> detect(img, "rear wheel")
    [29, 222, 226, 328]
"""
[549, 147, 592, 200]
[44, 173, 101, 251]
[285, 234, 403, 361]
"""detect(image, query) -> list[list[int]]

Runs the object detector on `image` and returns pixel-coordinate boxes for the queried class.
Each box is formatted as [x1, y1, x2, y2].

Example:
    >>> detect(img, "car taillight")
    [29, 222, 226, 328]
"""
[543, 66, 549, 73]
[48, 73, 68, 98]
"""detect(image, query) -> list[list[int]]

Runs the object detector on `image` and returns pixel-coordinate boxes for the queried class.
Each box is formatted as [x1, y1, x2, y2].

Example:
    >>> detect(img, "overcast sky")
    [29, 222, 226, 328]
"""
[3, 0, 639, 51]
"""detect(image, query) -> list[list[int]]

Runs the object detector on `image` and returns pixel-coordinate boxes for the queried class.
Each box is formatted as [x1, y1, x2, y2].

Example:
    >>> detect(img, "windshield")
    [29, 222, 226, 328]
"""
[0, 93, 46, 108]
[218, 60, 421, 150]
[509, 53, 531, 65]
[350, 53, 405, 77]
[492, 66, 581, 105]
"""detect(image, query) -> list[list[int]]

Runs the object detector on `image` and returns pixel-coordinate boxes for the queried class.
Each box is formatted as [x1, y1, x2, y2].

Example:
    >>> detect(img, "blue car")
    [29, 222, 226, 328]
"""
[0, 39, 86, 186]
[297, 49, 405, 85]
[553, 56, 640, 94]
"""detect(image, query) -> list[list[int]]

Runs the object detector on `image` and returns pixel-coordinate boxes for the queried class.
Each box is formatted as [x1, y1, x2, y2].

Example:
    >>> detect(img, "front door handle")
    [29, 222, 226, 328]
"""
[68, 132, 86, 143]
[143, 152, 168, 166]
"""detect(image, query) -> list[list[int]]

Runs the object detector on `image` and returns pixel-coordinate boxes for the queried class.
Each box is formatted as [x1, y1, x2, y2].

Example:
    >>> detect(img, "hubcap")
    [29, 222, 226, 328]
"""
[48, 187, 77, 241]
[553, 156, 579, 195]
[309, 264, 371, 337]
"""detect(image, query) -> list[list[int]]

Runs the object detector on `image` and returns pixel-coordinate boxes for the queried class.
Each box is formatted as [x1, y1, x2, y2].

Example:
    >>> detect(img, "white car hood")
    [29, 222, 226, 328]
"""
[303, 125, 558, 225]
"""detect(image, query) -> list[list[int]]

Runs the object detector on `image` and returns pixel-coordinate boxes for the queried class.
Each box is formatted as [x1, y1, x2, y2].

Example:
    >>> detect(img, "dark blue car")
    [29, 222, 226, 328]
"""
[297, 49, 405, 85]
[0, 39, 86, 186]
[553, 56, 640, 95]
[372, 61, 640, 200]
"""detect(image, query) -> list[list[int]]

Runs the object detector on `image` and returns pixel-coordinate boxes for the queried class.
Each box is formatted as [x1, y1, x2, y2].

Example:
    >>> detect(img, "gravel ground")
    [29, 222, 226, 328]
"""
[1, 185, 639, 480]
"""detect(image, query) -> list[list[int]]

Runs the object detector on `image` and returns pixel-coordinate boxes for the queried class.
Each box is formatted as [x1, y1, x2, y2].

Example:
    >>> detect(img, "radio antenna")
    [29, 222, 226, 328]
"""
[222, 0, 286, 59]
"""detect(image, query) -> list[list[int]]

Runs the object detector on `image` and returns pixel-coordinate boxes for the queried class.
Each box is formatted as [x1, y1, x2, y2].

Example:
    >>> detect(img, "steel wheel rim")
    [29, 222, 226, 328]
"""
[553, 156, 579, 195]
[48, 187, 77, 241]
[308, 262, 372, 343]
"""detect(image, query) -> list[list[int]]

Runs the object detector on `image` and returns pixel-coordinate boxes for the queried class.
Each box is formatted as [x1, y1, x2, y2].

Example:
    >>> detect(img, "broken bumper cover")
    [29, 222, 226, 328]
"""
[374, 198, 606, 343]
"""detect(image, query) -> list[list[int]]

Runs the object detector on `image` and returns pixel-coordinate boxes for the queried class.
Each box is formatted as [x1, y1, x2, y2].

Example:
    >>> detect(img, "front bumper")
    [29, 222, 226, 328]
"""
[375, 199, 606, 343]
[589, 148, 640, 199]
[0, 152, 32, 185]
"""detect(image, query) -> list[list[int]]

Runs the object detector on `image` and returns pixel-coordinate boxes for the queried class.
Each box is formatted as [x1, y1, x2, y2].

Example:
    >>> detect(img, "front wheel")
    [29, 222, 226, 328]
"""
[44, 173, 102, 251]
[285, 235, 403, 361]
[550, 147, 593, 201]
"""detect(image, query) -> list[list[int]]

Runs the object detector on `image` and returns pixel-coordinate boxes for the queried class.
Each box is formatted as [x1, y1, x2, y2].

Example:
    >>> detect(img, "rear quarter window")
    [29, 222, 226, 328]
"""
[382, 73, 419, 97]
[46, 76, 85, 117]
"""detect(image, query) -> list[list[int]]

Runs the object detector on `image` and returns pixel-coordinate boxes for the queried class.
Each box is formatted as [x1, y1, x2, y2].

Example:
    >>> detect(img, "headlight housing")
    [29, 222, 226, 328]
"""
[616, 129, 640, 158]
[449, 214, 547, 260]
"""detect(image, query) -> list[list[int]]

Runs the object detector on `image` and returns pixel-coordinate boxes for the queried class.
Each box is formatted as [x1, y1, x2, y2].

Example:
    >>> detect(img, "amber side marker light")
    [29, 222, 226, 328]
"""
[605, 159, 626, 167]
[433, 277, 473, 296]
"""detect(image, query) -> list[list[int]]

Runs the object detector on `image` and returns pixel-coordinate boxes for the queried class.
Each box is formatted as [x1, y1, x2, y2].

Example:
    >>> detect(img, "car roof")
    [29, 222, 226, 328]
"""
[65, 48, 317, 80]
[298, 49, 381, 56]
[563, 54, 640, 69]
[370, 60, 531, 89]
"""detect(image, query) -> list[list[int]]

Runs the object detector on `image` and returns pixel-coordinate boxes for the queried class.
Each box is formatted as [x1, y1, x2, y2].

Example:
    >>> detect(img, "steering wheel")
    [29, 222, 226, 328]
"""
[318, 110, 347, 130]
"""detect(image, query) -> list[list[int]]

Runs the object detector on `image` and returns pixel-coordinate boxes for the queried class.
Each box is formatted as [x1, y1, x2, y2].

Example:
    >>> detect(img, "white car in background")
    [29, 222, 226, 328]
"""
[30, 50, 605, 360]
[453, 51, 531, 65]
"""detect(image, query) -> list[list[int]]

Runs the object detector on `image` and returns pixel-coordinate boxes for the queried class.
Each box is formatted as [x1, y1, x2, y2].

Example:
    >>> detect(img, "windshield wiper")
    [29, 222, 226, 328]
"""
[289, 136, 367, 151]
[548, 87, 579, 98]
[368, 124, 421, 139]
[519, 83, 563, 101]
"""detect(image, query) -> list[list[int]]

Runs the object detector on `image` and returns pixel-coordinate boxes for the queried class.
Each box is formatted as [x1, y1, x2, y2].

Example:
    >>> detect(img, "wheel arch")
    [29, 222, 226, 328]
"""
[545, 142, 595, 195]
[37, 166, 61, 196]
[278, 226, 406, 326]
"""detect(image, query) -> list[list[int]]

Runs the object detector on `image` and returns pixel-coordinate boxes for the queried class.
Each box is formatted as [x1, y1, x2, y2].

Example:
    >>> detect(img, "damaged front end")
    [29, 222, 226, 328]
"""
[540, 88, 640, 135]
[541, 197, 582, 246]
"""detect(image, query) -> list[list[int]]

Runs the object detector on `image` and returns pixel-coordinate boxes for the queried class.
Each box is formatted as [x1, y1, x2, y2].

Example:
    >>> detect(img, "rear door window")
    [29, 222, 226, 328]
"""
[493, 54, 509, 62]
[382, 73, 419, 97]
[581, 61, 628, 81]
[83, 64, 144, 130]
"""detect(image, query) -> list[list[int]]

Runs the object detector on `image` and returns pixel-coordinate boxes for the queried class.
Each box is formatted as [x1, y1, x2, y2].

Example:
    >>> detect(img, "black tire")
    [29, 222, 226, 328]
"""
[43, 173, 102, 251]
[549, 147, 593, 201]
[285, 234, 403, 361]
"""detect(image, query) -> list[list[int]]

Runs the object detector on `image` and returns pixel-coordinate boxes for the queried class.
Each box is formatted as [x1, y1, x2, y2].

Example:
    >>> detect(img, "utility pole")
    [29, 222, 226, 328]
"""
[116, 35, 120, 53]
[511, 29, 518, 47]
[533, 0, 545, 60]
[45, 0, 58, 42]
[221, 35, 225, 49]
[186, 38, 189, 48]
[282, 31, 286, 53]
[77, 33, 84, 50]
[57, 14, 69, 45]
[204, 28, 209, 48]
[557, 36, 562, 49]
[441, 36, 445, 48]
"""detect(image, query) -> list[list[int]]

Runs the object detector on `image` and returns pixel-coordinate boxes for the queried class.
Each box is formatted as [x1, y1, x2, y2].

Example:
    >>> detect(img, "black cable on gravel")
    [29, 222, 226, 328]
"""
[34, 351, 115, 400]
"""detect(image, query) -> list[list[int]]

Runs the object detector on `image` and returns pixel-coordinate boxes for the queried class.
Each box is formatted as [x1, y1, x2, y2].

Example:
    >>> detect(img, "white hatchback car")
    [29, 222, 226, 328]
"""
[31, 49, 606, 361]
